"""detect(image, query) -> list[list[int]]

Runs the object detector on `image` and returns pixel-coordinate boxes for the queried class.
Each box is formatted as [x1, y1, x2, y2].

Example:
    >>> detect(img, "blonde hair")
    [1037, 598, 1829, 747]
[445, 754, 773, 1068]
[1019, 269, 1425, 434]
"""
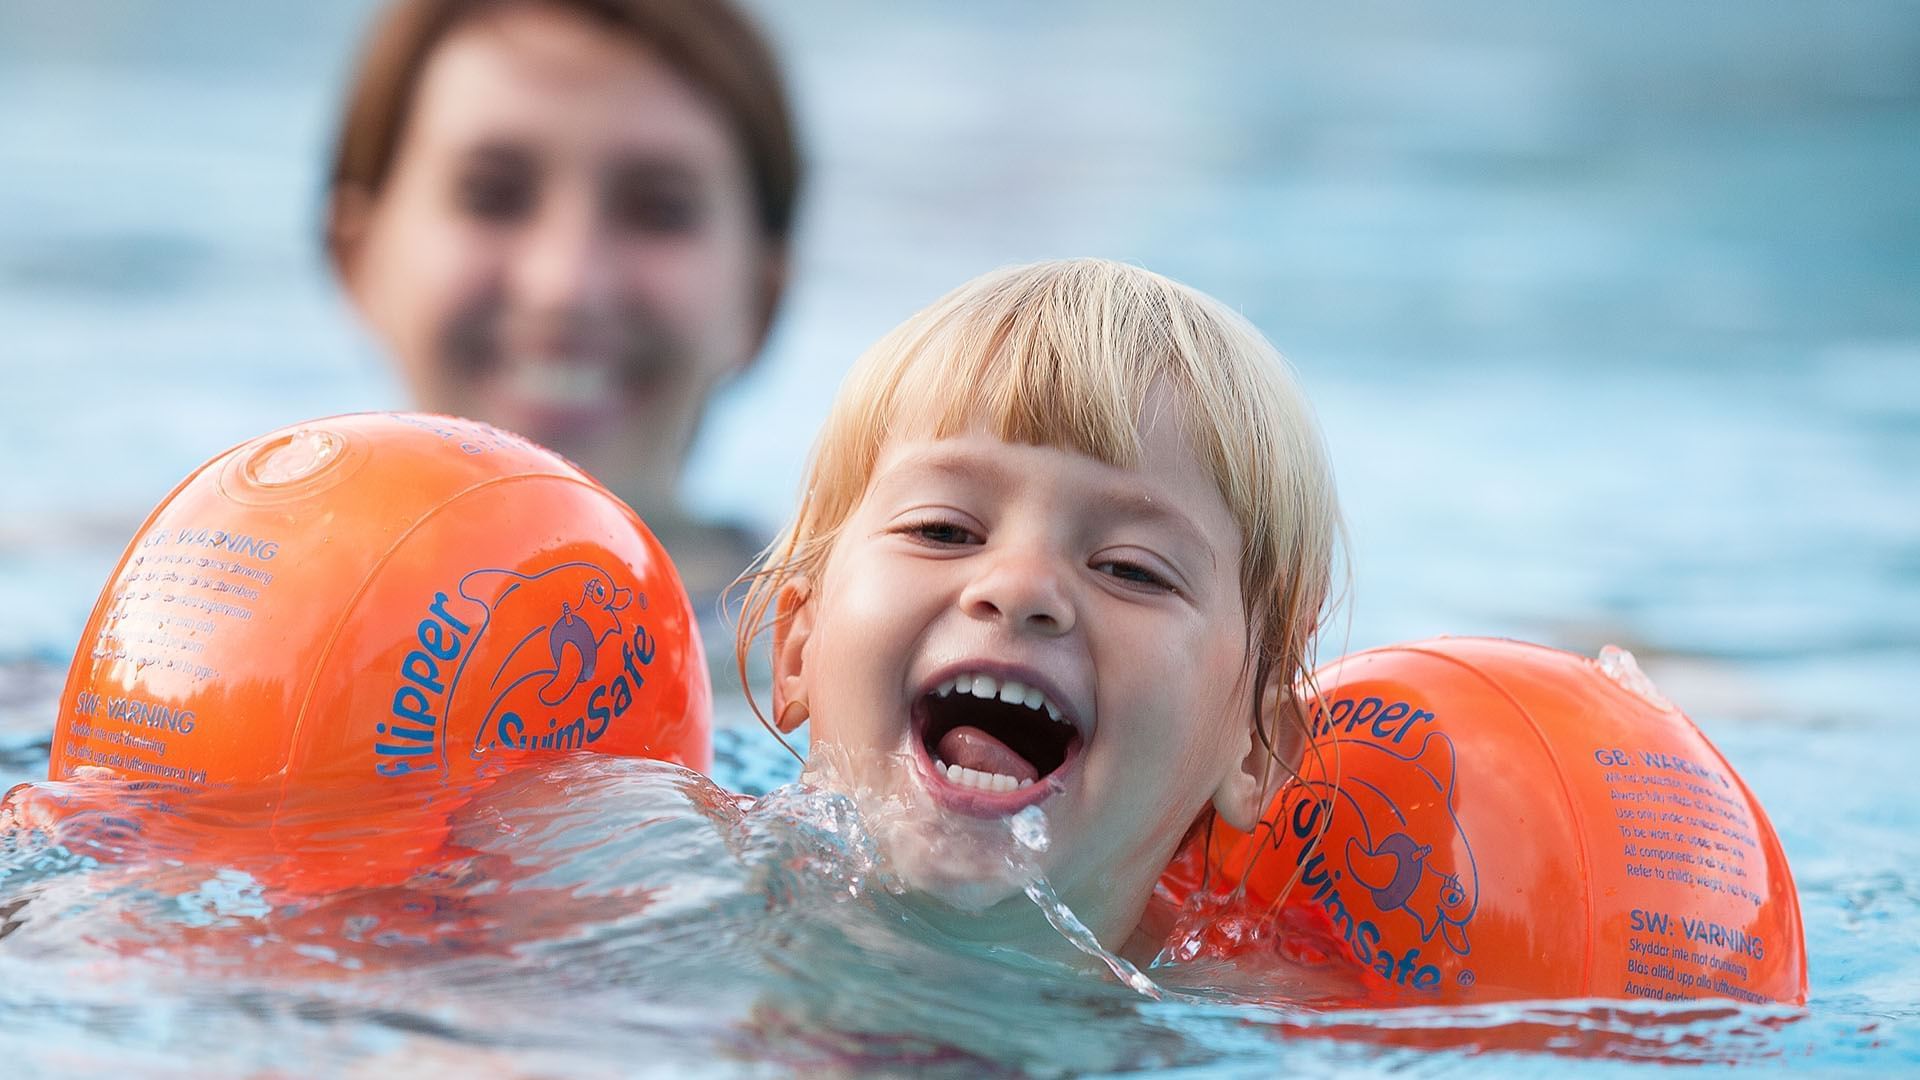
[734, 258, 1343, 786]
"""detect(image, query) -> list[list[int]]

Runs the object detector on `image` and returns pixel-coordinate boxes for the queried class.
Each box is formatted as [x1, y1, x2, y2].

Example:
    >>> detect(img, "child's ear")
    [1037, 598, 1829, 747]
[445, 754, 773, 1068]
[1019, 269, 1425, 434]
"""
[1211, 674, 1298, 833]
[771, 575, 814, 733]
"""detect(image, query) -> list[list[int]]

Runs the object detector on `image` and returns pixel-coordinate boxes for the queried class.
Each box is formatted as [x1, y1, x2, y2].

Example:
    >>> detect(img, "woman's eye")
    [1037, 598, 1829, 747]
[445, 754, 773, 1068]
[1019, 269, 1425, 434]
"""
[1096, 559, 1175, 592]
[455, 163, 535, 223]
[606, 175, 704, 235]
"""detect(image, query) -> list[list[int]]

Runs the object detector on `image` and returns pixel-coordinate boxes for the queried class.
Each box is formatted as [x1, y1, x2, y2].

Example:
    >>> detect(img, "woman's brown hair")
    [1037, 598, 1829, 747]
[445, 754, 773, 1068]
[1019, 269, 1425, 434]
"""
[325, 0, 801, 258]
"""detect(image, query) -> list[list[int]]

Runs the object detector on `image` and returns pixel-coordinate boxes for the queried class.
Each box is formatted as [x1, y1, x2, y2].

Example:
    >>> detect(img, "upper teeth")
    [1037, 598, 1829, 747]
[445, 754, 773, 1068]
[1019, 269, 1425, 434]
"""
[931, 673, 1067, 725]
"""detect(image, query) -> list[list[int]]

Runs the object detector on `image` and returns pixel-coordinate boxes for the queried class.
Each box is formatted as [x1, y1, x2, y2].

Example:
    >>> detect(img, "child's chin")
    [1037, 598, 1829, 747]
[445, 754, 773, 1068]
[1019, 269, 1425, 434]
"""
[876, 816, 1034, 915]
[900, 857, 1027, 915]
[808, 745, 1052, 915]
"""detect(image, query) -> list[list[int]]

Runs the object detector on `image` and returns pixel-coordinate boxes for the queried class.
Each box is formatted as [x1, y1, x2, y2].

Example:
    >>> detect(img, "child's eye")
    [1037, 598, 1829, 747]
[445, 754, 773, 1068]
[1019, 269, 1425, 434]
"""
[895, 519, 979, 547]
[1095, 559, 1176, 593]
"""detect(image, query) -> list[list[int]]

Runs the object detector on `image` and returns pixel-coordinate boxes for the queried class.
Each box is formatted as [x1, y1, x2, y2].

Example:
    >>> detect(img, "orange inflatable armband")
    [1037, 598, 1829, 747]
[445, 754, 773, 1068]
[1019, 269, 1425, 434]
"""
[1197, 637, 1806, 1006]
[44, 413, 711, 888]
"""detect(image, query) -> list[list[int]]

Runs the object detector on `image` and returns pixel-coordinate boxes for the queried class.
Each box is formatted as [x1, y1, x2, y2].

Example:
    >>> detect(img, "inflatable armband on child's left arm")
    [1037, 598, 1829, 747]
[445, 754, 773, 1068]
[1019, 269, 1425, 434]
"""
[1176, 637, 1807, 1006]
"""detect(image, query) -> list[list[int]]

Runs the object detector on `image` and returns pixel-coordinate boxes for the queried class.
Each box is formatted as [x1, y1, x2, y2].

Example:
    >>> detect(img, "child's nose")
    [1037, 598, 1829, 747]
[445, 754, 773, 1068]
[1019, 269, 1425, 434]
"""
[958, 544, 1076, 637]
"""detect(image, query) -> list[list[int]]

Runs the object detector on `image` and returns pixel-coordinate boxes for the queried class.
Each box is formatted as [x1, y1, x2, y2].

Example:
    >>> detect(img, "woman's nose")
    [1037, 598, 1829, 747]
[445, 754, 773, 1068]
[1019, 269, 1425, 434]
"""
[958, 541, 1076, 637]
[511, 187, 613, 315]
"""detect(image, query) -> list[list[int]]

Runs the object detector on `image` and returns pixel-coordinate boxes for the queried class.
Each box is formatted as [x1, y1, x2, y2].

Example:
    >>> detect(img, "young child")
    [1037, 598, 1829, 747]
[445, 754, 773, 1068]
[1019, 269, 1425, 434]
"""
[735, 258, 1341, 965]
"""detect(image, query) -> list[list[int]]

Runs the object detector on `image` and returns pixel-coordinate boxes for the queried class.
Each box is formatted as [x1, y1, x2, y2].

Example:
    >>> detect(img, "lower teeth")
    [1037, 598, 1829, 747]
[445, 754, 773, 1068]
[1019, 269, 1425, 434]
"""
[941, 761, 1034, 793]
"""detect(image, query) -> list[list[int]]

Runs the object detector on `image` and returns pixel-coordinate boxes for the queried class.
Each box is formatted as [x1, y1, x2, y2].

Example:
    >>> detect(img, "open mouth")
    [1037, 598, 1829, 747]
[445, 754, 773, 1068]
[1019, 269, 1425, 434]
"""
[916, 672, 1081, 799]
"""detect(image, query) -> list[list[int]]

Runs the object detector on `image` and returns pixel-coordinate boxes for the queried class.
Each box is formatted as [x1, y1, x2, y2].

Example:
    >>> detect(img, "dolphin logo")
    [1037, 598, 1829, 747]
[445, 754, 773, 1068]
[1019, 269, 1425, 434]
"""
[444, 563, 636, 757]
[1322, 731, 1480, 957]
[1347, 832, 1432, 911]
[537, 575, 633, 705]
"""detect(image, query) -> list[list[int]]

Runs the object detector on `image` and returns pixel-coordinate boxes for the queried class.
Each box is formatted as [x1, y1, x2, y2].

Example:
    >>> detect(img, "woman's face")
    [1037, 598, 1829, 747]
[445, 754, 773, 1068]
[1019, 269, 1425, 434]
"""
[338, 3, 772, 512]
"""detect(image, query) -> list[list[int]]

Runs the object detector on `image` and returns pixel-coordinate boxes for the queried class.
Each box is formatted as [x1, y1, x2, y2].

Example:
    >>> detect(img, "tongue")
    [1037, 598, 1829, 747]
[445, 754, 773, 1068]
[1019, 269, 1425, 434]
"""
[936, 725, 1039, 784]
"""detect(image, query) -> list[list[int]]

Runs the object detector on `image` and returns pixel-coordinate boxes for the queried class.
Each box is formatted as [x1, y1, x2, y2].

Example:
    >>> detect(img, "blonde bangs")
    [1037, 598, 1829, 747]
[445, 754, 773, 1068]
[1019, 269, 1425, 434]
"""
[890, 261, 1166, 467]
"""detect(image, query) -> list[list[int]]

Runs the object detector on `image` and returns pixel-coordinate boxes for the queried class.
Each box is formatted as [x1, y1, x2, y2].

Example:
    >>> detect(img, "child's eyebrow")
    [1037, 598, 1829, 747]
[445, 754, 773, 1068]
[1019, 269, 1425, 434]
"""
[1103, 493, 1219, 571]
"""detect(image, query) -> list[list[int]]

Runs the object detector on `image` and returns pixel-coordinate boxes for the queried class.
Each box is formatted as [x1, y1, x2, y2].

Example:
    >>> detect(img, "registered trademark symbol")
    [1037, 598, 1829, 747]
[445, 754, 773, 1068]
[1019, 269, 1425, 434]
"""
[1457, 969, 1476, 986]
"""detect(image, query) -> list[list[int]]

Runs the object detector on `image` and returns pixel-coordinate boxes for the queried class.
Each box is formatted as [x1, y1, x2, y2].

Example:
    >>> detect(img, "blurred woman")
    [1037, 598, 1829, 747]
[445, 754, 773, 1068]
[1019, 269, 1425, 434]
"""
[324, 0, 801, 600]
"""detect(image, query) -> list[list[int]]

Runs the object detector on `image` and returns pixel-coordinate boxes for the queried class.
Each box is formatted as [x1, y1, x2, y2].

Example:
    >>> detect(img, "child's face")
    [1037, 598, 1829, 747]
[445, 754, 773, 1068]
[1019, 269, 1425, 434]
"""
[777, 399, 1266, 948]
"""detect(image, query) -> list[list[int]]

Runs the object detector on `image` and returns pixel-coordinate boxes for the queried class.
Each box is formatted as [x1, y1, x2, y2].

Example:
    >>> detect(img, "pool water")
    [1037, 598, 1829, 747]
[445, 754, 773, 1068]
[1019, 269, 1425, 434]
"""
[0, 725, 1899, 1077]
[2, 0, 1917, 1074]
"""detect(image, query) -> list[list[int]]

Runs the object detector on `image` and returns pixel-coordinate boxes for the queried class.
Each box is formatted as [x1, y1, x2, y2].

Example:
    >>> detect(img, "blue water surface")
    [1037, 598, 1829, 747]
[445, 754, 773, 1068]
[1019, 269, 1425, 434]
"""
[1, 1, 1916, 1075]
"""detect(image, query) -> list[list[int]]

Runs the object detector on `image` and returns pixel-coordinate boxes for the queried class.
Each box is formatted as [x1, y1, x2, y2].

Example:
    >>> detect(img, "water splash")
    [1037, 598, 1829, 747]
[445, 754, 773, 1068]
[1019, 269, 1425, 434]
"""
[736, 776, 884, 907]
[792, 755, 1169, 1000]
[1008, 805, 1164, 1000]
[1597, 645, 1677, 712]
[1008, 803, 1049, 853]
[171, 868, 269, 928]
[1020, 877, 1165, 1001]
[0, 749, 1867, 1073]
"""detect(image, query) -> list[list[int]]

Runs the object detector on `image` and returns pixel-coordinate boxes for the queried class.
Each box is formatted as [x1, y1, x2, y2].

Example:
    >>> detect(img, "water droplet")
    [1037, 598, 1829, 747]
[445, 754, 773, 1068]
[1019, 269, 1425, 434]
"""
[1011, 805, 1049, 852]
[1598, 645, 1677, 711]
